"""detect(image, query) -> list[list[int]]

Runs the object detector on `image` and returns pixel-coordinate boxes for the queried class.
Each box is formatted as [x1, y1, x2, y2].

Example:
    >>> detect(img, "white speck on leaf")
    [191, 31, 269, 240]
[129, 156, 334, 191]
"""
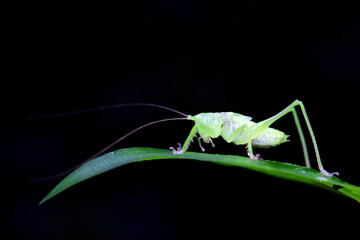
[316, 176, 328, 181]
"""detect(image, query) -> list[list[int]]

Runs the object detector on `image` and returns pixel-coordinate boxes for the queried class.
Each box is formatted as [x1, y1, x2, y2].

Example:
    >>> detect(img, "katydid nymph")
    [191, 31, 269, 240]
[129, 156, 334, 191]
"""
[31, 100, 338, 179]
[168, 99, 338, 177]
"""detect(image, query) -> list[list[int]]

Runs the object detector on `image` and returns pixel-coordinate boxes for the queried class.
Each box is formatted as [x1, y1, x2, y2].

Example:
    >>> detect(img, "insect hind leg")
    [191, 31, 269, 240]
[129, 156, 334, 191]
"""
[249, 100, 338, 177]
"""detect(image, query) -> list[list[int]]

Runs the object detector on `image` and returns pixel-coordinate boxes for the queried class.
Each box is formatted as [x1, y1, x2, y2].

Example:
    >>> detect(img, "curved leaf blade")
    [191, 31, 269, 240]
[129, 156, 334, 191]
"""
[39, 147, 360, 204]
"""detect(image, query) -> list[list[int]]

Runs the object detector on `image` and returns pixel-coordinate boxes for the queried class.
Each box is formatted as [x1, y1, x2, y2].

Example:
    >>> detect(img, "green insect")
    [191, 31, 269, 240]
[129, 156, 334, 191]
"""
[31, 100, 338, 180]
[167, 100, 338, 177]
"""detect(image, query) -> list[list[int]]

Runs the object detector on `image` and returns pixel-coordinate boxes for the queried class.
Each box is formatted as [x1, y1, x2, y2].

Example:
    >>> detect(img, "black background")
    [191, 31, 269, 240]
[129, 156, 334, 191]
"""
[3, 1, 360, 239]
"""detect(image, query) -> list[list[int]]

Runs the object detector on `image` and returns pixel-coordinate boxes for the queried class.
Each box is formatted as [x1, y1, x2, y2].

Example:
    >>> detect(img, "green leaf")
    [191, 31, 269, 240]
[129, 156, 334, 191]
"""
[39, 147, 360, 204]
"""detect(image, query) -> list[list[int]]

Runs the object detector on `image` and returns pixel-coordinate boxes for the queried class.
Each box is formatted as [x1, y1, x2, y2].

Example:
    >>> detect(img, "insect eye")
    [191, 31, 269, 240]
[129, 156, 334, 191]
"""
[195, 115, 201, 119]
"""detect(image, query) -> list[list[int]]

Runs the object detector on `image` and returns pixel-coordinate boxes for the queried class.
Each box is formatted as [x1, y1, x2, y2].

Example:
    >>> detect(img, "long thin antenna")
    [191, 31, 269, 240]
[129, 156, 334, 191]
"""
[31, 117, 188, 182]
[27, 103, 188, 119]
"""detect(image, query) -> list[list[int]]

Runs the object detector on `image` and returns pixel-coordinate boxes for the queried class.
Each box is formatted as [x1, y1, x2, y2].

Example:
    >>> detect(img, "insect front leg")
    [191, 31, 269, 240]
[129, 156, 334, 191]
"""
[170, 125, 198, 154]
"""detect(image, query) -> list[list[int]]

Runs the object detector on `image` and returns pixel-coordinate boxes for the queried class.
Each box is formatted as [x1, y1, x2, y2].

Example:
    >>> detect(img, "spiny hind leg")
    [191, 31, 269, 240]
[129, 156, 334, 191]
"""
[288, 101, 338, 176]
[248, 100, 338, 177]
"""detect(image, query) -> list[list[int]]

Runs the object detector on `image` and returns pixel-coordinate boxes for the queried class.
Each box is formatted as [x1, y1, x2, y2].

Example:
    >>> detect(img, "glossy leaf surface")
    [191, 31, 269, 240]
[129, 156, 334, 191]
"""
[40, 147, 360, 204]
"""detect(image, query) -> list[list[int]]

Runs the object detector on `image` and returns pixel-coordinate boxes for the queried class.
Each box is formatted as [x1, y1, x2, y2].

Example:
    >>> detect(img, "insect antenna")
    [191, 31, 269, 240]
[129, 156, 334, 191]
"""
[83, 117, 188, 161]
[31, 117, 188, 182]
[27, 103, 188, 119]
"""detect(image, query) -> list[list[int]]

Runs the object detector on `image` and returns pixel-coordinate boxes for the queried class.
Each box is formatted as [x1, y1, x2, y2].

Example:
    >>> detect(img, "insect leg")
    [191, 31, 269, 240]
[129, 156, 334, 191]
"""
[245, 126, 261, 160]
[248, 100, 338, 177]
[197, 137, 206, 152]
[197, 136, 215, 151]
[226, 124, 247, 143]
[291, 108, 310, 168]
[209, 138, 215, 147]
[296, 101, 339, 177]
[170, 125, 198, 154]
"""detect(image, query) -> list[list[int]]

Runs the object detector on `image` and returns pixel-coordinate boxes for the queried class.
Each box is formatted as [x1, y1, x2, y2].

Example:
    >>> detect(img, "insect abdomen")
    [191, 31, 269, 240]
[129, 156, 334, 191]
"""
[251, 127, 288, 148]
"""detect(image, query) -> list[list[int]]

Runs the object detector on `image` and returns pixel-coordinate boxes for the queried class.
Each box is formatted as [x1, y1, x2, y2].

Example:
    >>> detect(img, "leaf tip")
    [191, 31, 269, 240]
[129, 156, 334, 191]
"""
[38, 198, 46, 205]
[39, 194, 52, 205]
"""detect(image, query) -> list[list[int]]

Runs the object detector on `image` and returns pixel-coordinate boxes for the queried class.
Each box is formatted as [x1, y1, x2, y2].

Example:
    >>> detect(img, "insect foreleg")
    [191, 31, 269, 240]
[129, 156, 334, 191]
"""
[170, 125, 198, 154]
